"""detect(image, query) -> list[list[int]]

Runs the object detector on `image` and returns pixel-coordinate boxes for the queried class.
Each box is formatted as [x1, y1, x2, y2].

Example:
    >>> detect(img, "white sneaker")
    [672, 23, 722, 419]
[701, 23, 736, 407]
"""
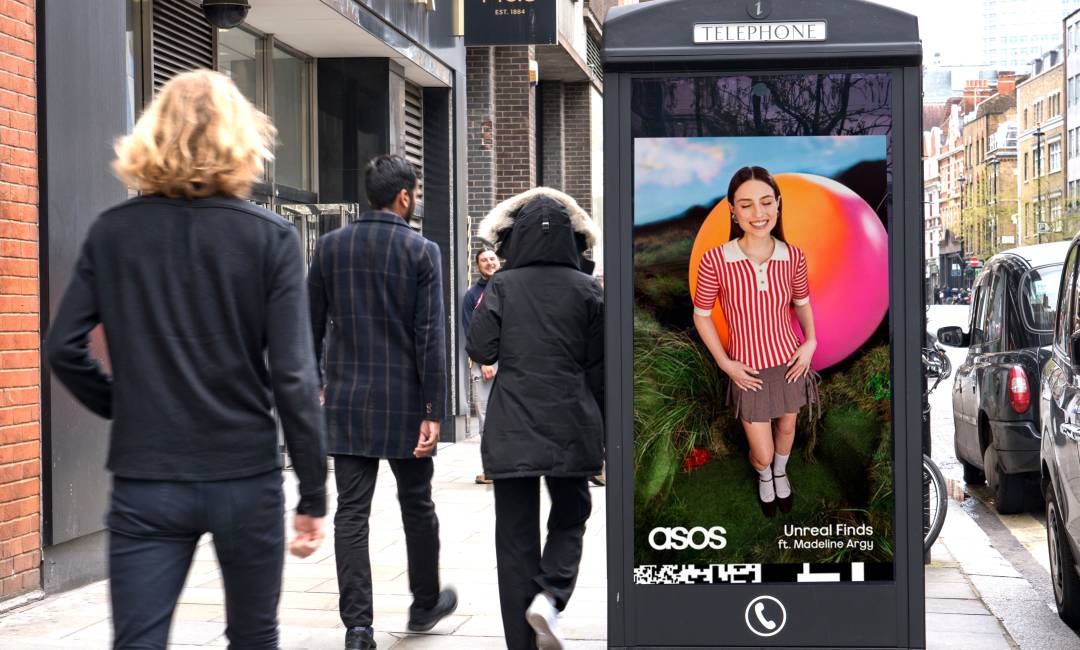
[526, 592, 564, 650]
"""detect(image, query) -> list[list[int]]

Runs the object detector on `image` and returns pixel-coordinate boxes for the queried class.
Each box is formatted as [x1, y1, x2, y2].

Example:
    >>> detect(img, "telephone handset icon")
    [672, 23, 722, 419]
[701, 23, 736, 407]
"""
[745, 595, 786, 637]
[753, 602, 777, 630]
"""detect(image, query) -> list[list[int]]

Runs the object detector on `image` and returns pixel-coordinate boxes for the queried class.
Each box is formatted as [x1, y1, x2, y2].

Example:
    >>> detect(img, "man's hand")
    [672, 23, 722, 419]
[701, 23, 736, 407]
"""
[289, 514, 325, 559]
[481, 364, 497, 381]
[414, 419, 440, 458]
[319, 386, 326, 406]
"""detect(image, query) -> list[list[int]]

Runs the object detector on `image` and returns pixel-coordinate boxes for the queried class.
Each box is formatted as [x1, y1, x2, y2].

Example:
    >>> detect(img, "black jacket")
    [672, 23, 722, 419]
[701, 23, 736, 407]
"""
[45, 196, 327, 516]
[466, 191, 604, 479]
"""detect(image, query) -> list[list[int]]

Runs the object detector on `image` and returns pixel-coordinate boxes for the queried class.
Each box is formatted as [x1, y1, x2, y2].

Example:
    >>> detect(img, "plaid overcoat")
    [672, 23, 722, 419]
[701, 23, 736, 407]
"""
[308, 210, 447, 458]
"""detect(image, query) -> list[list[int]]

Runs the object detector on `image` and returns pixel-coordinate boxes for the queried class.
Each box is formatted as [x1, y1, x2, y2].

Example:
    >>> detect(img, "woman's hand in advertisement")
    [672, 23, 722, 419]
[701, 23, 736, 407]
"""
[785, 340, 817, 383]
[722, 360, 763, 392]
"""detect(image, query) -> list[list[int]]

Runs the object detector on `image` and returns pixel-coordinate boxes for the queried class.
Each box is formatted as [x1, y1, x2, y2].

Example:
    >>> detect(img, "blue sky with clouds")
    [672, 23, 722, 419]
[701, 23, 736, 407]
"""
[634, 136, 887, 225]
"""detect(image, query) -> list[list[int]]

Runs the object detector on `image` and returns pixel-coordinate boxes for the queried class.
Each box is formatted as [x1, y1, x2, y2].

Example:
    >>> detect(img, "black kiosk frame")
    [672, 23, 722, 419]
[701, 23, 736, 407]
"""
[603, 1, 923, 647]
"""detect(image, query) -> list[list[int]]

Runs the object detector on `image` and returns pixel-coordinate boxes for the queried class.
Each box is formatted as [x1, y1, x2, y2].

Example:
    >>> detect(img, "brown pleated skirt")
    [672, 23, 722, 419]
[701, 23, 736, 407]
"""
[728, 364, 820, 423]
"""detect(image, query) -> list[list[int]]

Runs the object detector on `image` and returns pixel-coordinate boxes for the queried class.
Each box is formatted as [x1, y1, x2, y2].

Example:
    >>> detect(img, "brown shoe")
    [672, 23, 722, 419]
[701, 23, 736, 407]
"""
[475, 473, 493, 484]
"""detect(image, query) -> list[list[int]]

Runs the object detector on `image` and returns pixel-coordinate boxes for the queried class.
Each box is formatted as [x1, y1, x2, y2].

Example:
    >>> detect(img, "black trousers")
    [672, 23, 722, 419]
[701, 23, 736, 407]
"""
[334, 455, 441, 628]
[107, 470, 284, 650]
[493, 476, 592, 650]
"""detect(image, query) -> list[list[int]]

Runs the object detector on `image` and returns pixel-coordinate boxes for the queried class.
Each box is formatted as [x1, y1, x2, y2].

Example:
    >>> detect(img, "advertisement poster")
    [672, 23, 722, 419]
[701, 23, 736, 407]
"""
[632, 72, 894, 584]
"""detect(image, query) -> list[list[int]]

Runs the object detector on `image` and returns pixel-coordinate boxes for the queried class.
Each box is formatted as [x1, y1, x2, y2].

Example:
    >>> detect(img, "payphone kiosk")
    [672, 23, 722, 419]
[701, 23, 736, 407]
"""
[603, 0, 923, 647]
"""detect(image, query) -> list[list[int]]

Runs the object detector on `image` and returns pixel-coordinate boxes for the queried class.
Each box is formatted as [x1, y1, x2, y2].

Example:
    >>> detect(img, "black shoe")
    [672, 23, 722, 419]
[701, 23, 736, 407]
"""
[345, 626, 376, 650]
[407, 587, 459, 632]
[759, 498, 777, 518]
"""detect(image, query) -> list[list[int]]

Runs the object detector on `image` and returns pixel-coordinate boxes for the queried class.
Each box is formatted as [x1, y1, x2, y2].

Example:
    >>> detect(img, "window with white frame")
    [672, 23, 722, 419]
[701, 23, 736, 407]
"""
[1051, 139, 1063, 173]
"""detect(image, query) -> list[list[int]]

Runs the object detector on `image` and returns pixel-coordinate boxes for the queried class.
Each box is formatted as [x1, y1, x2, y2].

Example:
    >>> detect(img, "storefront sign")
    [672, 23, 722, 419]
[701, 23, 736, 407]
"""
[464, 0, 557, 46]
[694, 21, 827, 43]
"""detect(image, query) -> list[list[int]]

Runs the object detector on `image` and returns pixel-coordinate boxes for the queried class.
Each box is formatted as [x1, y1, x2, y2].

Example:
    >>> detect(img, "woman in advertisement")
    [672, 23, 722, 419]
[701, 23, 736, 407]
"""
[692, 166, 818, 512]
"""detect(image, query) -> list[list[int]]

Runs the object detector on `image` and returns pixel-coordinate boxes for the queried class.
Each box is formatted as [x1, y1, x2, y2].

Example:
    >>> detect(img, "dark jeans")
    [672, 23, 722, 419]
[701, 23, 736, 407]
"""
[493, 476, 592, 650]
[107, 470, 285, 650]
[333, 455, 441, 628]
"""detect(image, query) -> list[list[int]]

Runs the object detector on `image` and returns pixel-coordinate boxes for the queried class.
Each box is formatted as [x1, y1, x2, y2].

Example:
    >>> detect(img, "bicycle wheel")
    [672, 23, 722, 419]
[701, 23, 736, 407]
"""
[923, 454, 948, 553]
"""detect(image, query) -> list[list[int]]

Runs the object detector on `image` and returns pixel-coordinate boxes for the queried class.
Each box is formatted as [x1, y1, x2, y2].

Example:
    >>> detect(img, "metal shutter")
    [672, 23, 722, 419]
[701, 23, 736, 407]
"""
[404, 82, 425, 229]
[151, 0, 214, 94]
[587, 33, 603, 84]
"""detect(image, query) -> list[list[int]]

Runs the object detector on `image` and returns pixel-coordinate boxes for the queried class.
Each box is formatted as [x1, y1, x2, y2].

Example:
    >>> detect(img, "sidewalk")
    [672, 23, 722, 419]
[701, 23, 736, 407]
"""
[0, 436, 1016, 649]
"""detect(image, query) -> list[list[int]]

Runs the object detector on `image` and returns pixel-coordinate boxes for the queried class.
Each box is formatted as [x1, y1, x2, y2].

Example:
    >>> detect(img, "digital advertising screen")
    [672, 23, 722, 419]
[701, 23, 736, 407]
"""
[631, 71, 895, 585]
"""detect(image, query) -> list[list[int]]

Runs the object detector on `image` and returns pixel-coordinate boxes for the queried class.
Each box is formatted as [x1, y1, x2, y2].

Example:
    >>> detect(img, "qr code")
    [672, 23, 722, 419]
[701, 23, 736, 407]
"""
[634, 564, 762, 584]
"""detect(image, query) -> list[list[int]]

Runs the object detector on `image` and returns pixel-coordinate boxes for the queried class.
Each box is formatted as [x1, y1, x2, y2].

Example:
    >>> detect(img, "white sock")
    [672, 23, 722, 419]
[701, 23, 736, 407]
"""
[773, 453, 791, 499]
[757, 465, 775, 503]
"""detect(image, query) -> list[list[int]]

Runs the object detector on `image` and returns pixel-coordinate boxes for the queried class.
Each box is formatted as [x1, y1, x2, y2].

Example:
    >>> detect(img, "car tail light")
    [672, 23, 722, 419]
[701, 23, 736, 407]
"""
[1008, 366, 1030, 414]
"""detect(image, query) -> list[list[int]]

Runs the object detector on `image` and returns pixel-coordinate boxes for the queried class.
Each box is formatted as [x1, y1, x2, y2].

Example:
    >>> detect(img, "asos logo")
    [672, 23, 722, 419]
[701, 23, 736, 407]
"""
[648, 526, 728, 550]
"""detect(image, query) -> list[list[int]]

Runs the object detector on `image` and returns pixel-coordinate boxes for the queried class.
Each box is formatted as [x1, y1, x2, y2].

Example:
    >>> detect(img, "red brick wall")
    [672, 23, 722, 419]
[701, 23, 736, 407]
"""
[0, 0, 41, 599]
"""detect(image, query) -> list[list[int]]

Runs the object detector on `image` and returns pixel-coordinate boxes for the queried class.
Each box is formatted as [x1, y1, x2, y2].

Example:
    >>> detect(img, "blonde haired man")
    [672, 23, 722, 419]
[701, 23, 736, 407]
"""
[46, 70, 326, 649]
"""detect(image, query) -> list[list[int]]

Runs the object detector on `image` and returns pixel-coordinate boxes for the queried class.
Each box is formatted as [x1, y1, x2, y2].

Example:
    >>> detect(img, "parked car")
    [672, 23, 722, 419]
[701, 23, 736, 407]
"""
[938, 241, 1068, 514]
[1040, 237, 1080, 628]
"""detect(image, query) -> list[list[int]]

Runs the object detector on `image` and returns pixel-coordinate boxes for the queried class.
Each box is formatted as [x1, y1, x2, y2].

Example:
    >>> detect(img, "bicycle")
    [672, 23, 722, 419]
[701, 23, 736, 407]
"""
[921, 344, 951, 552]
[923, 453, 947, 553]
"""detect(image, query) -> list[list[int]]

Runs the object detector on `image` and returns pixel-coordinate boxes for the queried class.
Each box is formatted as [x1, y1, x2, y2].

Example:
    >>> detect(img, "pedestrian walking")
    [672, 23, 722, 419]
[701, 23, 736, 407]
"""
[44, 70, 327, 650]
[308, 154, 456, 650]
[467, 187, 604, 650]
[691, 166, 818, 515]
[462, 248, 501, 484]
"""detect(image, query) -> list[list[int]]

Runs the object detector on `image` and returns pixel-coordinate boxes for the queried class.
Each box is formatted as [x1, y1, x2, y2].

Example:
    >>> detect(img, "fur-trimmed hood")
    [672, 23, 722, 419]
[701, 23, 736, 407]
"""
[477, 187, 601, 252]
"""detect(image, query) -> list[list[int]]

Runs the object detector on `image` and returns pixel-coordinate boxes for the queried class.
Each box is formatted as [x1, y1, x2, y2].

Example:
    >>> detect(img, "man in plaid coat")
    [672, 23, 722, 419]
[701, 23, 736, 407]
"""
[309, 154, 456, 650]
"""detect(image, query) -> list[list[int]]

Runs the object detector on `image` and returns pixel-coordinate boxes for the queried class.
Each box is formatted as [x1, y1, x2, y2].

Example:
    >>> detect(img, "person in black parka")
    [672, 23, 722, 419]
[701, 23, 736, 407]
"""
[466, 187, 603, 650]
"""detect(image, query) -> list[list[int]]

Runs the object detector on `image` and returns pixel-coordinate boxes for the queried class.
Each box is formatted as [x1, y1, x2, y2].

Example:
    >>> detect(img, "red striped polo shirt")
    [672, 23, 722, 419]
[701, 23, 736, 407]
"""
[693, 238, 810, 370]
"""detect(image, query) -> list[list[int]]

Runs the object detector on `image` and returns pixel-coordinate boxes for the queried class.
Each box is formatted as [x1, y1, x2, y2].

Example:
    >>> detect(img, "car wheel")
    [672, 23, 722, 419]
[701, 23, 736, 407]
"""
[984, 445, 1024, 514]
[1048, 489, 1080, 628]
[961, 459, 985, 485]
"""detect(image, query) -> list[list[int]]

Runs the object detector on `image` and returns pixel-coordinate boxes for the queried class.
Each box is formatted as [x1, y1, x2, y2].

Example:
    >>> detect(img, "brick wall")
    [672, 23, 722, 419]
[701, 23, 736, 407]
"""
[493, 46, 536, 200]
[540, 81, 564, 190]
[563, 82, 592, 215]
[466, 45, 539, 283]
[466, 46, 495, 282]
[0, 0, 41, 600]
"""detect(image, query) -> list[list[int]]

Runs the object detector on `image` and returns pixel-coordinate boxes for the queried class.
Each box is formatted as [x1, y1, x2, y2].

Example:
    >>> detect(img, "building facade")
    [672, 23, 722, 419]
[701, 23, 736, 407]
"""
[1017, 49, 1067, 245]
[0, 0, 630, 602]
[938, 103, 968, 291]
[960, 77, 1019, 261]
[0, 0, 40, 603]
[35, 0, 469, 595]
[464, 0, 609, 282]
[1065, 9, 1080, 228]
[924, 126, 944, 295]
[983, 0, 1080, 72]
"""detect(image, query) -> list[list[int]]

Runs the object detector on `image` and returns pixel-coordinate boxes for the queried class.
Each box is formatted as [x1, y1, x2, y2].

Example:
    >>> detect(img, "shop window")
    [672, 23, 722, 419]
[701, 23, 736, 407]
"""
[218, 28, 261, 108]
[272, 45, 312, 191]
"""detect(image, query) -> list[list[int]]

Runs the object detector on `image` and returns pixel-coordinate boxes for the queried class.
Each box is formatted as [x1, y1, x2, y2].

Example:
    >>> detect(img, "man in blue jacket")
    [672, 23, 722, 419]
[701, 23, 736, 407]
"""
[309, 154, 456, 650]
[462, 248, 501, 483]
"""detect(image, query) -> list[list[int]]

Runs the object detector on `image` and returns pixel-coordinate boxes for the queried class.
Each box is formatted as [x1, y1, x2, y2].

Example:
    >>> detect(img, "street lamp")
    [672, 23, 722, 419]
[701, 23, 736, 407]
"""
[1036, 123, 1044, 244]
